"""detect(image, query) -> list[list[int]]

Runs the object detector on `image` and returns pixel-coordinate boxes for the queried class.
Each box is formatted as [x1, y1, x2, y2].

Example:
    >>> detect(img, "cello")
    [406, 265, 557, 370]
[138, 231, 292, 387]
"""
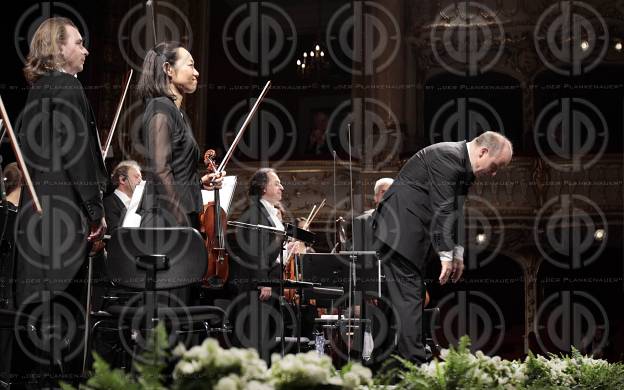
[283, 199, 325, 303]
[200, 149, 229, 288]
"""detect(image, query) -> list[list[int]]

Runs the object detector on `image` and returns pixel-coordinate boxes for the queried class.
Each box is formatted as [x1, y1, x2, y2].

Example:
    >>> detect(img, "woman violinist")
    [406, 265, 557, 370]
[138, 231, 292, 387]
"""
[136, 41, 224, 228]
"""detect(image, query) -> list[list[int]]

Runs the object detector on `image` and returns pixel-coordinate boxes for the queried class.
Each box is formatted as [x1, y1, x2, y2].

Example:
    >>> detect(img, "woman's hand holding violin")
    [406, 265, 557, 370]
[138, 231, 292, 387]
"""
[201, 170, 226, 190]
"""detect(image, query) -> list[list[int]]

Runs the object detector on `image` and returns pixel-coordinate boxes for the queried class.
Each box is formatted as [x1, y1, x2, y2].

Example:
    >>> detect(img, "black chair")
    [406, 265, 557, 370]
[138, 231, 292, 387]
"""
[85, 227, 228, 371]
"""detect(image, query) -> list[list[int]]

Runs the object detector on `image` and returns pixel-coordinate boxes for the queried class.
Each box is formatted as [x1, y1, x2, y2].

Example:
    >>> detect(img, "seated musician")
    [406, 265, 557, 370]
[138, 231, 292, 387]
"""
[0, 163, 22, 308]
[226, 168, 286, 361]
[232, 168, 285, 301]
[103, 160, 142, 231]
[352, 178, 393, 251]
[3, 162, 22, 209]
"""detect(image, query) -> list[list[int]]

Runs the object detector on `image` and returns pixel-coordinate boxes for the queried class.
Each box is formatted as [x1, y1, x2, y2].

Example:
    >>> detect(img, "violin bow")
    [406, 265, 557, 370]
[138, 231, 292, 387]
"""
[102, 69, 133, 159]
[146, 0, 158, 47]
[217, 81, 272, 173]
[0, 96, 42, 214]
[307, 199, 325, 227]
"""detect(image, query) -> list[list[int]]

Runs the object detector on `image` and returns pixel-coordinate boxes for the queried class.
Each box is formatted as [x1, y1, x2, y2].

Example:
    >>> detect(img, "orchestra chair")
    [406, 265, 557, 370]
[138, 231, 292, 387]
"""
[84, 227, 228, 371]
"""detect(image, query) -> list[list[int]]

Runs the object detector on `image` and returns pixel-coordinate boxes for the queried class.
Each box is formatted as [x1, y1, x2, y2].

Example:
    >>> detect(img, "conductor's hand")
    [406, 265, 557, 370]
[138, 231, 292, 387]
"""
[88, 217, 107, 242]
[439, 258, 464, 285]
[201, 170, 226, 190]
[259, 287, 272, 301]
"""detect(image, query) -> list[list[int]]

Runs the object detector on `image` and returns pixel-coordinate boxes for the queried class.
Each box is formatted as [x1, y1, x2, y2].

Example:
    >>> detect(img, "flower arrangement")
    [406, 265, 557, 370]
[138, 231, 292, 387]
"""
[173, 339, 371, 390]
[376, 335, 624, 389]
[172, 338, 271, 390]
[64, 328, 623, 390]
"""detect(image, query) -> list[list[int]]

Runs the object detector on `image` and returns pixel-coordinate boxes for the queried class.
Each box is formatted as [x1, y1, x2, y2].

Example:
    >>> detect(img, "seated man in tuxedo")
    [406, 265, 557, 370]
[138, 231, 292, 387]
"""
[92, 161, 142, 366]
[103, 160, 142, 230]
[352, 177, 393, 251]
[228, 168, 286, 361]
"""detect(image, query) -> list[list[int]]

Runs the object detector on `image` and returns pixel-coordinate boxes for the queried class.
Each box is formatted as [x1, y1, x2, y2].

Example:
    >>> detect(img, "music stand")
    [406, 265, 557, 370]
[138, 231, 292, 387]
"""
[301, 252, 381, 362]
[227, 221, 315, 356]
[300, 254, 347, 308]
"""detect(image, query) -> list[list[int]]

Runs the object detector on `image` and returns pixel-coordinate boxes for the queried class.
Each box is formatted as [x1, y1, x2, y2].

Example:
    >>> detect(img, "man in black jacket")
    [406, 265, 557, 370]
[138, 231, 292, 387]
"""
[12, 17, 107, 382]
[16, 17, 107, 305]
[228, 168, 285, 360]
[232, 168, 284, 300]
[352, 177, 393, 251]
[103, 160, 142, 230]
[372, 131, 512, 364]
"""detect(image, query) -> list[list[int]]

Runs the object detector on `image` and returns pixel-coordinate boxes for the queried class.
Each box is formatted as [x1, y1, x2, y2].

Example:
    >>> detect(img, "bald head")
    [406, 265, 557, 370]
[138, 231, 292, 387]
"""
[373, 177, 394, 206]
[467, 131, 513, 177]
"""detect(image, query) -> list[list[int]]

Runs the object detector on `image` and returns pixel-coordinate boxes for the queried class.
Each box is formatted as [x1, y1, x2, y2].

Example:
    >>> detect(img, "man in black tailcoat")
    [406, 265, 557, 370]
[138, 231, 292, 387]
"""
[372, 131, 513, 364]
[12, 17, 107, 383]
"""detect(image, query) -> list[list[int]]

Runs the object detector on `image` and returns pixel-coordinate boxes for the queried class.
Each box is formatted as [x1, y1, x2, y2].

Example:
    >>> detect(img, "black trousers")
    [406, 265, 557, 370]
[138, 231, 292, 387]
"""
[379, 244, 427, 364]
[9, 259, 89, 388]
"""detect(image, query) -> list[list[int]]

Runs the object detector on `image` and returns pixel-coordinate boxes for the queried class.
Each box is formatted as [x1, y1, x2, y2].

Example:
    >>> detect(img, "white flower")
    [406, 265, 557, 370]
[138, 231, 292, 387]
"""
[172, 342, 187, 357]
[214, 374, 241, 390]
[244, 380, 274, 390]
[176, 360, 202, 376]
[439, 348, 450, 360]
[422, 361, 438, 377]
[185, 344, 211, 361]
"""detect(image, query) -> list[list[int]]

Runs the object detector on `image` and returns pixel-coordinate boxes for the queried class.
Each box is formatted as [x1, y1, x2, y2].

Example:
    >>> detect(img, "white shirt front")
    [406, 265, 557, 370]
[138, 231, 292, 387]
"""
[259, 198, 288, 265]
[114, 189, 132, 209]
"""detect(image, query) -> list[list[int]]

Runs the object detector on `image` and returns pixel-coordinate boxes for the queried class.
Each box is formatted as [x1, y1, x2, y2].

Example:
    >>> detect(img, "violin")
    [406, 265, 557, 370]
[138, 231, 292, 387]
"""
[198, 81, 272, 288]
[200, 149, 229, 288]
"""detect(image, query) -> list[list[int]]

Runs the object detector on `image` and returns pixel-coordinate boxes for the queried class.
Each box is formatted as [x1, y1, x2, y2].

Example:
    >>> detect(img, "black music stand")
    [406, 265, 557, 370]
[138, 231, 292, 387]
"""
[227, 221, 315, 356]
[301, 252, 381, 362]
[300, 253, 347, 308]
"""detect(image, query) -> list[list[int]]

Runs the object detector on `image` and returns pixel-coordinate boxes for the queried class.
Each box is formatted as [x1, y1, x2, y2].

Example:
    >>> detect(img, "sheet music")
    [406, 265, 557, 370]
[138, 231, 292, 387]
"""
[201, 175, 237, 214]
[121, 180, 146, 227]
